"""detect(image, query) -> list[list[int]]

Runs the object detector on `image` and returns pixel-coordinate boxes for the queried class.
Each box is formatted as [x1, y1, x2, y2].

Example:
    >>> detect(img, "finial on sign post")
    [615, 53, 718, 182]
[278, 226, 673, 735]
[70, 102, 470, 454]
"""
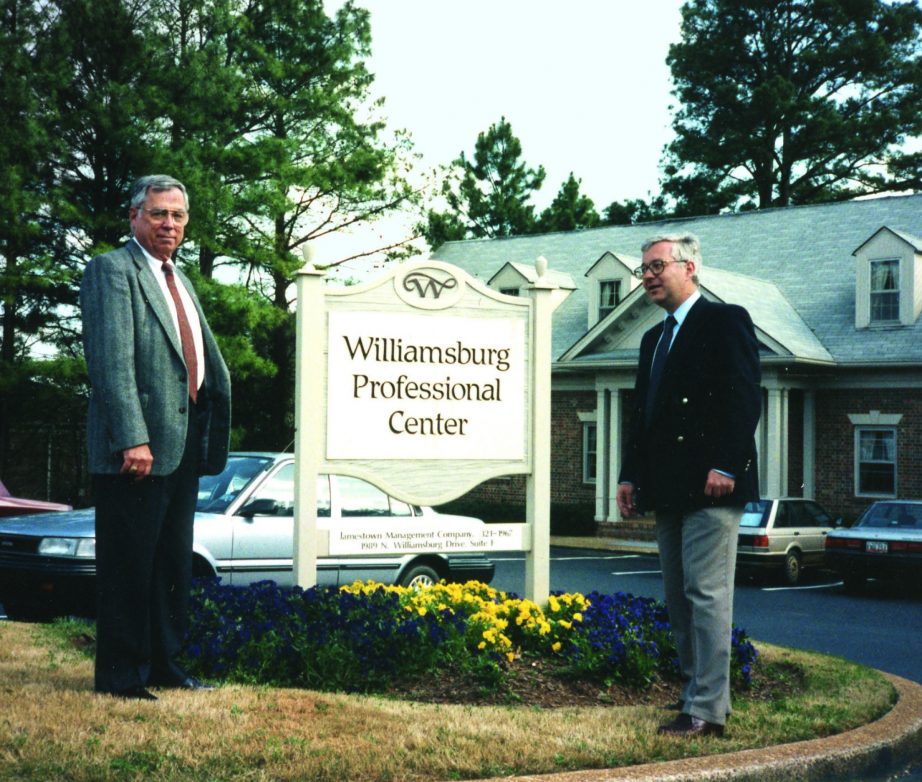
[301, 243, 315, 271]
[535, 255, 548, 282]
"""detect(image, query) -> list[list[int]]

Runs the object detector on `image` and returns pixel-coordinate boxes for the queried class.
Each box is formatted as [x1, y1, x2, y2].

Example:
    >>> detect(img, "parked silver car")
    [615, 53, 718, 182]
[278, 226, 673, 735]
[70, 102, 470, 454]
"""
[825, 500, 922, 594]
[736, 498, 839, 585]
[0, 453, 495, 618]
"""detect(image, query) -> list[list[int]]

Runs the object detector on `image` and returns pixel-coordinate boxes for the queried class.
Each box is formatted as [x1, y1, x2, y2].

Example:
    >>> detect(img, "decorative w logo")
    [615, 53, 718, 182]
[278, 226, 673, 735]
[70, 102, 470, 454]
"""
[402, 271, 458, 300]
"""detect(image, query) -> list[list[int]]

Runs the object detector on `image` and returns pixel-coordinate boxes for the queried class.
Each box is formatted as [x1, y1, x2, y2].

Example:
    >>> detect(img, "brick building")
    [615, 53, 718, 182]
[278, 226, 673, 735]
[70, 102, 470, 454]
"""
[431, 194, 922, 530]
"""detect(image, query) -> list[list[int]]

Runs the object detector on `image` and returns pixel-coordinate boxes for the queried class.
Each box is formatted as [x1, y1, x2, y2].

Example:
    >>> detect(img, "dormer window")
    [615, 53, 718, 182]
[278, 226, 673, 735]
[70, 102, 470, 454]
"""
[487, 261, 576, 309]
[852, 227, 922, 329]
[598, 280, 621, 321]
[584, 252, 639, 329]
[869, 259, 899, 323]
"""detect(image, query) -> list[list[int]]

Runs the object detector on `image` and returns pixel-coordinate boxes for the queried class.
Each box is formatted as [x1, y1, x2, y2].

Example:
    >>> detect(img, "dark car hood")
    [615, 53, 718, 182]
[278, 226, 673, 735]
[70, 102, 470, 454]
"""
[0, 508, 96, 537]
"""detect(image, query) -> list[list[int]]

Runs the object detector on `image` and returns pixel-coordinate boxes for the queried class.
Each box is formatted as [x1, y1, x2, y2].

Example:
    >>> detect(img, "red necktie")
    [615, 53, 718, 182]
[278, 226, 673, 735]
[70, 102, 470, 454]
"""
[162, 262, 199, 403]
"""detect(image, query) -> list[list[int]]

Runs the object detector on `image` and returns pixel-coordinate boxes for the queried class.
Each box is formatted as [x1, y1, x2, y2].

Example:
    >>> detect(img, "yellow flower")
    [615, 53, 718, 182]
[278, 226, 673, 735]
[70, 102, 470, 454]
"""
[552, 641, 562, 652]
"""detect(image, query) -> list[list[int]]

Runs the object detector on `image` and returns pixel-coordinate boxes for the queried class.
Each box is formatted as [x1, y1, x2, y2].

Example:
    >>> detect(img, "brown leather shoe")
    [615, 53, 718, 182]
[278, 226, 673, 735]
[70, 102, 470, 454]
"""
[657, 713, 724, 737]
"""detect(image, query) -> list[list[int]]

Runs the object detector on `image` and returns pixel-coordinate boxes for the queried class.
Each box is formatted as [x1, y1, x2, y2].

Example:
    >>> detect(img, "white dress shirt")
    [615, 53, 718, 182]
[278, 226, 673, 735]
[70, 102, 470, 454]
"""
[133, 239, 205, 393]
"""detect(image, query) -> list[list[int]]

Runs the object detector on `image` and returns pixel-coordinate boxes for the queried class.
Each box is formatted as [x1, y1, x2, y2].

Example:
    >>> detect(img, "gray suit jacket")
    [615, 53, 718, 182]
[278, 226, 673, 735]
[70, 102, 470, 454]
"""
[80, 241, 231, 476]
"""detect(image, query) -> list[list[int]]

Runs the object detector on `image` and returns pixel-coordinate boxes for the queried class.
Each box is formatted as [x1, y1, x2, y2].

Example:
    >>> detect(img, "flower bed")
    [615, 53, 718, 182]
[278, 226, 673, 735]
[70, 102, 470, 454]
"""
[181, 579, 758, 695]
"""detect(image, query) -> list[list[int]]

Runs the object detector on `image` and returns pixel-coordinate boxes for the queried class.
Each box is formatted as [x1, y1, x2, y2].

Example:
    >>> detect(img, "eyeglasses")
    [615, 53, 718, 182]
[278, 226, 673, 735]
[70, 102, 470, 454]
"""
[141, 207, 189, 225]
[631, 259, 687, 279]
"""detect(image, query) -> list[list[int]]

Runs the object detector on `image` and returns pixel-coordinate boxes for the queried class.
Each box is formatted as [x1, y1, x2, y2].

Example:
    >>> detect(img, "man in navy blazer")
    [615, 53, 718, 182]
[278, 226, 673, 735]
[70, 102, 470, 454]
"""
[617, 233, 761, 737]
[81, 175, 231, 700]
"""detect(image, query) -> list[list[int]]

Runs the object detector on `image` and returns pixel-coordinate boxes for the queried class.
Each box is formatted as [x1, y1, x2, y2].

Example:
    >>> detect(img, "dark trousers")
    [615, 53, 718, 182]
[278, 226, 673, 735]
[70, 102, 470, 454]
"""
[93, 404, 200, 694]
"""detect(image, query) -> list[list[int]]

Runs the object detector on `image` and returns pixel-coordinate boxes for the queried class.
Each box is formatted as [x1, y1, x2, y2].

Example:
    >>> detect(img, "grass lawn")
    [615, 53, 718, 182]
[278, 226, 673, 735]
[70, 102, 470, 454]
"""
[0, 618, 895, 782]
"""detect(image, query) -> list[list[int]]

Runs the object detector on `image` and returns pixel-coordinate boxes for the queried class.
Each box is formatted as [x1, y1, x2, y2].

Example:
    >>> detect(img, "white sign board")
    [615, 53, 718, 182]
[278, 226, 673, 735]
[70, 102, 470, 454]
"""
[326, 311, 526, 460]
[294, 257, 558, 601]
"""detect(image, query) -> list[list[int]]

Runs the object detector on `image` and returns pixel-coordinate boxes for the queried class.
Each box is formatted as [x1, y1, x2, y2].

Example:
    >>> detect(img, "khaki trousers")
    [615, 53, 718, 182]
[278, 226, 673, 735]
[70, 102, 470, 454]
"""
[656, 505, 741, 725]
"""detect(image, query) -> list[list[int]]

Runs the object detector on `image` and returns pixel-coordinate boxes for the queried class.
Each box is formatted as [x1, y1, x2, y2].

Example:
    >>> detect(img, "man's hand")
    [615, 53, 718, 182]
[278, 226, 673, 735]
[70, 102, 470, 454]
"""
[704, 469, 735, 498]
[616, 482, 636, 518]
[121, 444, 153, 480]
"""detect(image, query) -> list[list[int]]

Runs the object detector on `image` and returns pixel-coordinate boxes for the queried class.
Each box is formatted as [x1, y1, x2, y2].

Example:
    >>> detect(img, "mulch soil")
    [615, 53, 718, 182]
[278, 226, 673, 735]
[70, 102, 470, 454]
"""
[387, 655, 803, 709]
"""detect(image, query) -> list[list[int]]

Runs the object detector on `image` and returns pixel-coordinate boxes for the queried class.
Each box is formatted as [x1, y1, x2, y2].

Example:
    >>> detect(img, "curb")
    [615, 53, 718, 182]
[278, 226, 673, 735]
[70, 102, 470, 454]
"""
[550, 536, 658, 555]
[527, 538, 922, 781]
[475, 673, 922, 782]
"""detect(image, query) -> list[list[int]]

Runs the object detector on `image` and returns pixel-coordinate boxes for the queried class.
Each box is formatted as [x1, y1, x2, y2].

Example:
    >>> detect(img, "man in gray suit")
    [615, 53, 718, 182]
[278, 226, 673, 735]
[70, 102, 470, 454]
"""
[81, 175, 231, 700]
[617, 234, 761, 737]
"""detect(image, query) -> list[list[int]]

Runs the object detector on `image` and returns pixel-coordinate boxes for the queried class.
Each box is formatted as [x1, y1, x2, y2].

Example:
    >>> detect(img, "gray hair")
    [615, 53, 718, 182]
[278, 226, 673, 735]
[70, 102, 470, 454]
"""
[129, 175, 189, 210]
[641, 233, 702, 283]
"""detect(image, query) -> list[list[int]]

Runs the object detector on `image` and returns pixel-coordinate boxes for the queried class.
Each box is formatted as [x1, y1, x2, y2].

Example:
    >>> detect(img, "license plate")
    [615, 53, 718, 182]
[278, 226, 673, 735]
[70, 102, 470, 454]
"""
[865, 540, 888, 554]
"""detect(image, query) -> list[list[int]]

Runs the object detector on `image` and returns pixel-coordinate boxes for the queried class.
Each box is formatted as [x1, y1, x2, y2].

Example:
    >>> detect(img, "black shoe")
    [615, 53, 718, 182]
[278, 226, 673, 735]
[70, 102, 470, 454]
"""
[105, 686, 158, 701]
[657, 713, 724, 738]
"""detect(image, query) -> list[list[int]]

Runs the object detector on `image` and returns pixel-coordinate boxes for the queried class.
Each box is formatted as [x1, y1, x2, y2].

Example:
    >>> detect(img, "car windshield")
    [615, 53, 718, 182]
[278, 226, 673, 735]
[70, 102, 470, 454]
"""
[857, 503, 922, 530]
[197, 455, 275, 513]
[739, 500, 769, 528]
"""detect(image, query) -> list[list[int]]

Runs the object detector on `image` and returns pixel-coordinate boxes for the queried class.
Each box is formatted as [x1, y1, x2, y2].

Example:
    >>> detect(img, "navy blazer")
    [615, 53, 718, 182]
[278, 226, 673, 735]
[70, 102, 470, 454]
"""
[619, 297, 761, 514]
[80, 242, 231, 477]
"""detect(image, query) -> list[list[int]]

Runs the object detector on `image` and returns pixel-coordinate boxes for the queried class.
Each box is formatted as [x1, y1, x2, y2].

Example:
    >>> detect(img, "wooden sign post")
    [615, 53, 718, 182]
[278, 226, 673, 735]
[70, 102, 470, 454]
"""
[293, 253, 558, 602]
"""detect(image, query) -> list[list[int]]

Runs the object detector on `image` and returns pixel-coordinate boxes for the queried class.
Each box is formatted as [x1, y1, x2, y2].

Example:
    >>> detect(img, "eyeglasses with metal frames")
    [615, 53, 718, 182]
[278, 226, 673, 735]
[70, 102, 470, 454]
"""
[631, 259, 688, 279]
[141, 207, 189, 225]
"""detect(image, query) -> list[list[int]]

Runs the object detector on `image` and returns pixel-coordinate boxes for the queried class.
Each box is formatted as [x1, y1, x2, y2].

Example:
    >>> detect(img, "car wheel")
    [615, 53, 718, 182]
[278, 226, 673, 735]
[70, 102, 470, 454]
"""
[399, 564, 440, 589]
[191, 555, 217, 580]
[843, 574, 866, 594]
[782, 551, 802, 585]
[1, 596, 56, 621]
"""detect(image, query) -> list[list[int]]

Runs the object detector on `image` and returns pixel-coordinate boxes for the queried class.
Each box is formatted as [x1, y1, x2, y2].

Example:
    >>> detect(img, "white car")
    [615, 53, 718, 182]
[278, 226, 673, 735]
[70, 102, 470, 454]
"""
[0, 452, 495, 618]
[736, 498, 838, 585]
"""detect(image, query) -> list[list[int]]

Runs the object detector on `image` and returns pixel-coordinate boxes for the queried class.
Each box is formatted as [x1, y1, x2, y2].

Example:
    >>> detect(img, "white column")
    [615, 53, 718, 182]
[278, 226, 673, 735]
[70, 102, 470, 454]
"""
[525, 259, 556, 604]
[755, 392, 764, 491]
[780, 388, 790, 496]
[595, 388, 608, 522]
[765, 387, 784, 498]
[293, 249, 326, 588]
[608, 388, 623, 521]
[802, 391, 816, 499]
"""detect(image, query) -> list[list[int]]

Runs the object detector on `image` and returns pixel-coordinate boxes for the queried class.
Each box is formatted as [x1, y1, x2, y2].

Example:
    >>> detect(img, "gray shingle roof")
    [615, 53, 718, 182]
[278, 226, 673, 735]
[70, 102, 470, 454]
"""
[431, 193, 922, 365]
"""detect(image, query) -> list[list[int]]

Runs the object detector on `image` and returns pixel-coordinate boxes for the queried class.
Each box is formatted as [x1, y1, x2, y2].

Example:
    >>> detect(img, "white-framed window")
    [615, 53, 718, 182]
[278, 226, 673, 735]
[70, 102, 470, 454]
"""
[869, 259, 900, 323]
[582, 422, 597, 484]
[500, 287, 519, 297]
[598, 280, 621, 321]
[855, 426, 897, 497]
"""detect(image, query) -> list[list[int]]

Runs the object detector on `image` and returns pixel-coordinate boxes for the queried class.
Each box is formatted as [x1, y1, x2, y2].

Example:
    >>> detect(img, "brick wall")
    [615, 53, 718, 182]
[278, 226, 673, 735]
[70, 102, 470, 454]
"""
[457, 390, 596, 507]
[455, 386, 922, 527]
[814, 388, 922, 521]
[549, 391, 597, 505]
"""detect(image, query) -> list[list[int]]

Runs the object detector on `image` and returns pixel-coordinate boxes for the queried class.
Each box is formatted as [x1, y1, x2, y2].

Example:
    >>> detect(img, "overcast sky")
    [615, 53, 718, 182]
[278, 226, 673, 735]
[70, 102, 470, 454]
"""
[361, 1, 685, 206]
[319, 0, 686, 272]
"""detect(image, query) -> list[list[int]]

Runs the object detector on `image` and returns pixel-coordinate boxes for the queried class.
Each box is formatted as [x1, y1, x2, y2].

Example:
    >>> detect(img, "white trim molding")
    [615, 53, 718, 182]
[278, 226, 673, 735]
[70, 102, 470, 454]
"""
[848, 411, 903, 426]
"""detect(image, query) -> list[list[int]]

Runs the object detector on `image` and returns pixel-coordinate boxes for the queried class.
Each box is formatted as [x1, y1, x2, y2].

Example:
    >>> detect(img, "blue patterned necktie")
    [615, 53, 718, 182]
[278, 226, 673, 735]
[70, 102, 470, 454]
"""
[644, 315, 677, 427]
